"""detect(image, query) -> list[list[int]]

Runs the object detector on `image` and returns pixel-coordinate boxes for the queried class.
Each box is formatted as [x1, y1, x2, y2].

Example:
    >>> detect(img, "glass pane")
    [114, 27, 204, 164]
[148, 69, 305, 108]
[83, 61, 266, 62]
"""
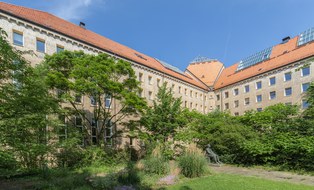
[36, 40, 45, 52]
[302, 67, 310, 76]
[57, 46, 64, 53]
[13, 32, 23, 46]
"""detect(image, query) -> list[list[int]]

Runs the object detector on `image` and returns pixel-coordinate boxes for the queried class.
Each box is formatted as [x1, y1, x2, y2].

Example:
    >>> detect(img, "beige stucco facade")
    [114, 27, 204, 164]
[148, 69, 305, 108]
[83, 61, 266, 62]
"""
[215, 59, 313, 115]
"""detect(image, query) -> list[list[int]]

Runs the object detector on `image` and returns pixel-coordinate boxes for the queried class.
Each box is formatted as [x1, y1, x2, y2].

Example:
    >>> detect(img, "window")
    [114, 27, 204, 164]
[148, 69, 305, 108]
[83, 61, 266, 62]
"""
[256, 95, 262, 102]
[90, 96, 96, 106]
[148, 76, 152, 85]
[257, 108, 263, 112]
[284, 72, 291, 81]
[269, 77, 276, 86]
[148, 91, 153, 100]
[190, 90, 193, 97]
[104, 120, 113, 146]
[195, 104, 198, 109]
[105, 94, 112, 108]
[302, 83, 310, 92]
[184, 101, 187, 108]
[244, 98, 250, 105]
[216, 94, 220, 101]
[190, 102, 193, 108]
[13, 31, 23, 46]
[36, 38, 45, 52]
[224, 103, 229, 110]
[138, 73, 143, 82]
[256, 81, 262, 89]
[285, 87, 292, 96]
[58, 115, 67, 142]
[75, 94, 82, 103]
[75, 116, 84, 145]
[234, 100, 239, 108]
[138, 89, 143, 97]
[224, 91, 229, 98]
[91, 119, 98, 145]
[157, 78, 161, 87]
[302, 100, 309, 109]
[234, 112, 239, 116]
[217, 105, 220, 110]
[178, 86, 181, 93]
[56, 45, 64, 53]
[302, 67, 310, 76]
[233, 88, 239, 96]
[270, 91, 276, 100]
[172, 84, 175, 90]
[185, 89, 187, 95]
[195, 92, 198, 98]
[56, 89, 65, 99]
[244, 85, 250, 93]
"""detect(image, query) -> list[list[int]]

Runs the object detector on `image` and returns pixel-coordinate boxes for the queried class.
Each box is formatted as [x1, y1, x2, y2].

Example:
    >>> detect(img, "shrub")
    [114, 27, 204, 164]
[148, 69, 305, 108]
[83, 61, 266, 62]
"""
[0, 150, 18, 170]
[91, 173, 118, 190]
[178, 144, 208, 178]
[143, 145, 169, 175]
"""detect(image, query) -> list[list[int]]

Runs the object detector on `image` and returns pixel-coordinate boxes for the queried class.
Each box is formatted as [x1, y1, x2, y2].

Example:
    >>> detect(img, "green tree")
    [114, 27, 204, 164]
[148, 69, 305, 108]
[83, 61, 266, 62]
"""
[41, 51, 146, 146]
[0, 28, 59, 170]
[140, 83, 183, 142]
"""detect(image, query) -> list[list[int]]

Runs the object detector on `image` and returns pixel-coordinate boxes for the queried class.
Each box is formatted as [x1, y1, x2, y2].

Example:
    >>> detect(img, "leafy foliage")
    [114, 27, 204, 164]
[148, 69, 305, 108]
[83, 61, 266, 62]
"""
[41, 51, 147, 146]
[140, 83, 183, 142]
[0, 28, 59, 170]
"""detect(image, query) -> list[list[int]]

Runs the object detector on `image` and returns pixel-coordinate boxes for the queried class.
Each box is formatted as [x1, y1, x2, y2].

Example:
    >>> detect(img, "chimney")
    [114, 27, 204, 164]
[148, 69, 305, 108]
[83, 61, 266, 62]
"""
[282, 36, 290, 44]
[79, 22, 86, 29]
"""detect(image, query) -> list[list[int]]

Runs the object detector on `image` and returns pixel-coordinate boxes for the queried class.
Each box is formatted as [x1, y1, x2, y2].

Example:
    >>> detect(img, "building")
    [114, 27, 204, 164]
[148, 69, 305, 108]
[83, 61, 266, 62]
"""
[0, 2, 313, 143]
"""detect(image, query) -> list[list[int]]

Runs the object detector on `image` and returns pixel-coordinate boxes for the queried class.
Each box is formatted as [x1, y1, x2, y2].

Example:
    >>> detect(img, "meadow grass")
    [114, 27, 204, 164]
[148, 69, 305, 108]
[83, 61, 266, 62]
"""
[166, 173, 314, 190]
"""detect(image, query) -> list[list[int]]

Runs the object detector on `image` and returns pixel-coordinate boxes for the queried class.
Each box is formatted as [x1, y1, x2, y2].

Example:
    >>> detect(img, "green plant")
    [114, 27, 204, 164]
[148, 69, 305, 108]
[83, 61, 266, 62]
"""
[0, 150, 18, 170]
[91, 173, 118, 190]
[143, 145, 169, 175]
[178, 144, 208, 178]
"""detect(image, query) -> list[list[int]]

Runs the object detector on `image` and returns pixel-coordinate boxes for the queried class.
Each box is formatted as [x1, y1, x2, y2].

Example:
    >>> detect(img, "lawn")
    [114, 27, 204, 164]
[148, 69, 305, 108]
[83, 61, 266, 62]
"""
[166, 174, 314, 190]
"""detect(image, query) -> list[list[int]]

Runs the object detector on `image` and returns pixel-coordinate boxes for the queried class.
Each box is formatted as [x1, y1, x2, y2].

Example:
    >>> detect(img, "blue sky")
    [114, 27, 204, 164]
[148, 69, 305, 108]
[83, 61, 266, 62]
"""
[4, 0, 314, 70]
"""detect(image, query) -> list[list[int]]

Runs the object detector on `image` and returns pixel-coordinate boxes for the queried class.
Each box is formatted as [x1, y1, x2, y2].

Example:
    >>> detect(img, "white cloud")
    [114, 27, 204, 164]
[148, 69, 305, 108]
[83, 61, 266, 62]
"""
[50, 0, 105, 21]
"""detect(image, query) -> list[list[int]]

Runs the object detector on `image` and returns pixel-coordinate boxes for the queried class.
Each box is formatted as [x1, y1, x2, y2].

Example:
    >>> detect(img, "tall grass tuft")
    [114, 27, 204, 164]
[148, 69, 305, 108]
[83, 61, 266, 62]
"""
[143, 144, 169, 175]
[178, 143, 208, 178]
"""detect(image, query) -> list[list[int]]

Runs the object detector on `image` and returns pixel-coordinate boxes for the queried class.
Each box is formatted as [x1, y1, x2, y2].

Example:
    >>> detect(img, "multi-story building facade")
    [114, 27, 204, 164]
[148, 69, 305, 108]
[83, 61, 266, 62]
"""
[1, 2, 314, 144]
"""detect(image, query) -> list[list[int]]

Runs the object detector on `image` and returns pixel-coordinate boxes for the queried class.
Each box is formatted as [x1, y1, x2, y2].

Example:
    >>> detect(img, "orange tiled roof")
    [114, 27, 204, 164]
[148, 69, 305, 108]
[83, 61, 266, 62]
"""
[186, 60, 224, 87]
[214, 36, 314, 90]
[0, 2, 208, 90]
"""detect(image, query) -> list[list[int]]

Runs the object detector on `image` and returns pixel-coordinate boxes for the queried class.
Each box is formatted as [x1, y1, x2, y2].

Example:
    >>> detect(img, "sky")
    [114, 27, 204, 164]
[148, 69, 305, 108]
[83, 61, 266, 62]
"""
[4, 0, 314, 70]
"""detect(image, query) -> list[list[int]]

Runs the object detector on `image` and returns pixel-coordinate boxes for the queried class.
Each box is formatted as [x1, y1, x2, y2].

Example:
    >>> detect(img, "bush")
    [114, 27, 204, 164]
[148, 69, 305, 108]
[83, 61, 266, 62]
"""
[0, 150, 18, 170]
[178, 144, 208, 178]
[143, 145, 169, 175]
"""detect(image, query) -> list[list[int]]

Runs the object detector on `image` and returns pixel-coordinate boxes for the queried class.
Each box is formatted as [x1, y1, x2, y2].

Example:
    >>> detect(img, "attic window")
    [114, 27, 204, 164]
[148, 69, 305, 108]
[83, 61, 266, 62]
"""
[201, 75, 205, 78]
[258, 68, 262, 71]
[134, 53, 147, 61]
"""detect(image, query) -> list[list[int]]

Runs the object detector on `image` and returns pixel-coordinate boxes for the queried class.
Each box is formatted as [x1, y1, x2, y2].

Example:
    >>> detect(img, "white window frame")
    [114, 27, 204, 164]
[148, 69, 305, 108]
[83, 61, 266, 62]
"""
[269, 77, 276, 86]
[301, 66, 310, 77]
[284, 87, 292, 97]
[302, 83, 310, 93]
[256, 95, 262, 103]
[104, 94, 112, 108]
[256, 81, 262, 90]
[284, 72, 292, 82]
[13, 30, 24, 46]
[36, 38, 46, 53]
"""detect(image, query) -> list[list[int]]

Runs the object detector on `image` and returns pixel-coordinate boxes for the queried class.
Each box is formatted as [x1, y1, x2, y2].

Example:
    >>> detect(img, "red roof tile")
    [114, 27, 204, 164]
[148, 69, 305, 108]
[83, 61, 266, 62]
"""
[0, 2, 208, 90]
[186, 60, 224, 87]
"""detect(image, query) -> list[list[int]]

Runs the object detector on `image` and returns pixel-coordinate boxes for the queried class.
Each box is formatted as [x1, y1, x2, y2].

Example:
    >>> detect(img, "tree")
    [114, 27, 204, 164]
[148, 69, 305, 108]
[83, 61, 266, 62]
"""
[0, 28, 59, 169]
[41, 51, 146, 146]
[140, 83, 183, 142]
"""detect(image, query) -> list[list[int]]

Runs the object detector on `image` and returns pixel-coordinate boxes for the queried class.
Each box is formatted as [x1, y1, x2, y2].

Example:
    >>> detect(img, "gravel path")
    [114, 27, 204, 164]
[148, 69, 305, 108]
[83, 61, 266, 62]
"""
[210, 165, 314, 186]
